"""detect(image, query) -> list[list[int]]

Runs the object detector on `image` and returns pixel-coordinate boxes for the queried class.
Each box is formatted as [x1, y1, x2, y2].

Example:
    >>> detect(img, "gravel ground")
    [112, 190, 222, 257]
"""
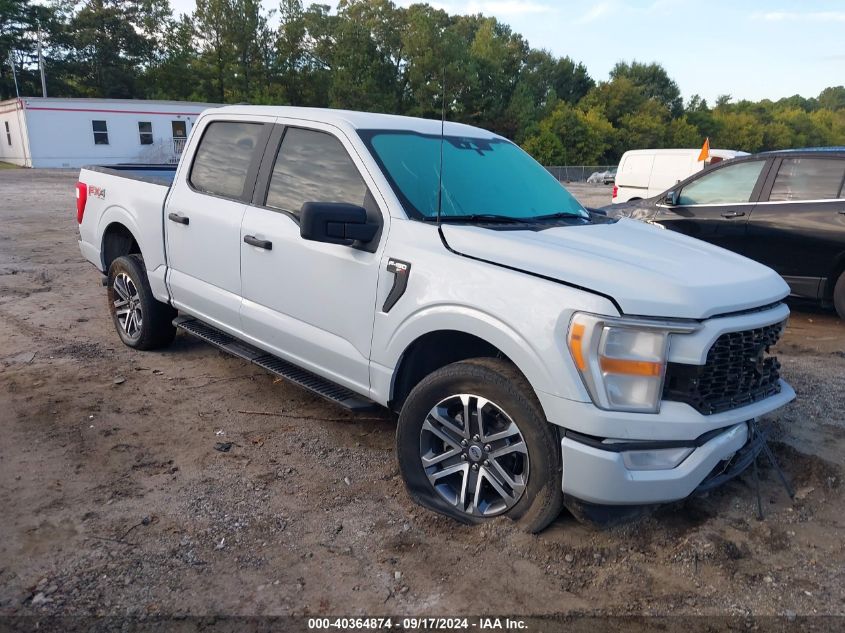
[1, 169, 844, 626]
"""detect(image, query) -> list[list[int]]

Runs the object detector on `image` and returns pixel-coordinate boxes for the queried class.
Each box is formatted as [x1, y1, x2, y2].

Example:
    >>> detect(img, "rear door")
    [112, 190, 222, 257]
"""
[655, 158, 770, 253]
[616, 152, 653, 201]
[165, 116, 272, 329]
[744, 155, 845, 298]
[238, 122, 387, 394]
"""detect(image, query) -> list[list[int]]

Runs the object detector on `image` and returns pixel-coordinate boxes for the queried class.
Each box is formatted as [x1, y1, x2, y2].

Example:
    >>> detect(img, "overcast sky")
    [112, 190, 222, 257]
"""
[168, 0, 845, 104]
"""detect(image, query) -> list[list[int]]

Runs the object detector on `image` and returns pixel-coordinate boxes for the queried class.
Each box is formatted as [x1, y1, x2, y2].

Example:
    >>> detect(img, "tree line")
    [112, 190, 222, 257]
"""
[2, 0, 844, 164]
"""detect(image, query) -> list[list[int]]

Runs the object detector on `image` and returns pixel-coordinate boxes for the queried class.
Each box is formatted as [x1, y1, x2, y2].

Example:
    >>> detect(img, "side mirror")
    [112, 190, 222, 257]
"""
[300, 202, 378, 246]
[663, 190, 678, 206]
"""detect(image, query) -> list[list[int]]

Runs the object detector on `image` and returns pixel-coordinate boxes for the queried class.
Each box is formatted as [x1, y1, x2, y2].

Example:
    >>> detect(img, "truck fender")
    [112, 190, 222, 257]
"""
[380, 304, 567, 407]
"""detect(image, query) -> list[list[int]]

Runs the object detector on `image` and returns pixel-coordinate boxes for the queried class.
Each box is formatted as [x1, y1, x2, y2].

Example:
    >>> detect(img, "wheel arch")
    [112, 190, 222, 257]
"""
[390, 330, 508, 412]
[101, 221, 141, 272]
[825, 250, 845, 300]
[385, 317, 559, 415]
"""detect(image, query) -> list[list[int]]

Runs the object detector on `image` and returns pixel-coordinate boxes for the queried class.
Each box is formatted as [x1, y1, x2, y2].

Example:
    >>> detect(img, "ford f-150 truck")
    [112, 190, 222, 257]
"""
[77, 106, 795, 532]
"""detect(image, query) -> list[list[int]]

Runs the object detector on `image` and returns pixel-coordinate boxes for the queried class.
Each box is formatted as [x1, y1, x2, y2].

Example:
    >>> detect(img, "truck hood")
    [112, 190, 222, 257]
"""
[441, 219, 789, 320]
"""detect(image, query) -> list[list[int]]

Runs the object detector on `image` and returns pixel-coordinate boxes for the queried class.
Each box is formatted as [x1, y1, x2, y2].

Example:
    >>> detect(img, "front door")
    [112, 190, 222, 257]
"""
[165, 116, 272, 329]
[656, 158, 770, 254]
[745, 155, 845, 298]
[239, 124, 386, 394]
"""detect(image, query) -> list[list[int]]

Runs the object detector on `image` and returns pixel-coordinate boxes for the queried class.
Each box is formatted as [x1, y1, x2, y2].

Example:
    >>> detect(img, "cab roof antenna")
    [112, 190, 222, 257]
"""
[436, 65, 446, 227]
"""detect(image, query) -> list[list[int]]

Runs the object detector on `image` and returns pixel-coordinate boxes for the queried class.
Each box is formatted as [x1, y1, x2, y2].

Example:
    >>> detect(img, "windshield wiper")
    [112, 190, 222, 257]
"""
[530, 211, 588, 221]
[424, 214, 539, 224]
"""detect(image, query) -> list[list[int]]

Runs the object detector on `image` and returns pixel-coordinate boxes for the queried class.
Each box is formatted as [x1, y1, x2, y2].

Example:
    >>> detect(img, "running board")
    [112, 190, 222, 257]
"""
[173, 316, 378, 411]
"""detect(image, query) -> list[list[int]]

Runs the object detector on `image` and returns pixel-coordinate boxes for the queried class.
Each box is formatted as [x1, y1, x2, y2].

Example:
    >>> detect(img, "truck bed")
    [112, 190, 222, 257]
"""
[77, 164, 175, 304]
[83, 164, 178, 187]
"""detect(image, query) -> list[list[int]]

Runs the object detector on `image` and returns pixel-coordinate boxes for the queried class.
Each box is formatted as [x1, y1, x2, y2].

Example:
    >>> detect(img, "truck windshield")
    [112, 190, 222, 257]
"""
[359, 130, 587, 221]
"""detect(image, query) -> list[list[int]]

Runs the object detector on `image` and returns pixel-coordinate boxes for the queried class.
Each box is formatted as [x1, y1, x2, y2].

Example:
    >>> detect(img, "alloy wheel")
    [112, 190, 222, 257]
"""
[112, 272, 143, 339]
[419, 393, 529, 517]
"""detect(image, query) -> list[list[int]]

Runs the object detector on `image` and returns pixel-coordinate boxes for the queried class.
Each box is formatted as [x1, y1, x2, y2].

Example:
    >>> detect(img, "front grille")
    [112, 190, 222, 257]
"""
[663, 322, 784, 415]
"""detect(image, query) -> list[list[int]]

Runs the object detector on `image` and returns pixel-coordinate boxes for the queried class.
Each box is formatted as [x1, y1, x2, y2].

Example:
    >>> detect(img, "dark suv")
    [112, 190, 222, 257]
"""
[607, 147, 845, 319]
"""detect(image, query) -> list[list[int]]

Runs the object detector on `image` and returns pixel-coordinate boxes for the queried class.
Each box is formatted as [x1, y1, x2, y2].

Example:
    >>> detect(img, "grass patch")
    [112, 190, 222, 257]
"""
[0, 161, 20, 169]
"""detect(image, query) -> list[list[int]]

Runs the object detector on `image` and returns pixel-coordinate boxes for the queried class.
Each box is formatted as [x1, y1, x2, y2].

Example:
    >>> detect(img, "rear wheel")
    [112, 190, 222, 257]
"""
[107, 254, 176, 350]
[834, 271, 845, 320]
[396, 358, 563, 533]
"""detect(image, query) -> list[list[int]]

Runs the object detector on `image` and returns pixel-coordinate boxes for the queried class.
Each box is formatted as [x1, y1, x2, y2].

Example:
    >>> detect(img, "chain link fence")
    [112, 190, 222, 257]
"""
[544, 165, 616, 183]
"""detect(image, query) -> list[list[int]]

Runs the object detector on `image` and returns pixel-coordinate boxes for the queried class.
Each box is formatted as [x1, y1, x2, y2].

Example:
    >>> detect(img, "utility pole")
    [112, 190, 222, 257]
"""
[8, 51, 20, 98]
[37, 20, 47, 97]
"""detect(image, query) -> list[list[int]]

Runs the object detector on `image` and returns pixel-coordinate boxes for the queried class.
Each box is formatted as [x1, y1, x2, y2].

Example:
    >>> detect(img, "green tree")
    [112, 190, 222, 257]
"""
[398, 3, 454, 118]
[712, 110, 764, 152]
[146, 13, 201, 101]
[329, 0, 404, 111]
[610, 61, 683, 117]
[4, 0, 843, 165]
[50, 0, 167, 98]
[192, 0, 272, 102]
[666, 116, 701, 147]
[818, 86, 845, 111]
[1, 0, 43, 99]
[581, 75, 647, 125]
[617, 101, 666, 151]
[193, 0, 231, 102]
[522, 101, 612, 164]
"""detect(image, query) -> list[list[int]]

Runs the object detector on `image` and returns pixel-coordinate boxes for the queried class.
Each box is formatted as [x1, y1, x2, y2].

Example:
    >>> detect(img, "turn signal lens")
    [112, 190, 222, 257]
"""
[568, 323, 586, 371]
[599, 357, 663, 377]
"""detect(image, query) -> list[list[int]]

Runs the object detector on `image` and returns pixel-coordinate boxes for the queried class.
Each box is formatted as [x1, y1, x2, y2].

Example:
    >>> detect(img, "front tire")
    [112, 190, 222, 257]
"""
[107, 254, 176, 350]
[396, 358, 563, 533]
[834, 271, 845, 320]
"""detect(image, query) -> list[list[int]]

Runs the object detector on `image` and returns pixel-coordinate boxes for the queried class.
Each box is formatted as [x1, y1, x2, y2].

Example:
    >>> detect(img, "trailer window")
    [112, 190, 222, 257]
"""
[92, 120, 109, 145]
[138, 122, 153, 145]
[4, 121, 10, 146]
[189, 121, 264, 200]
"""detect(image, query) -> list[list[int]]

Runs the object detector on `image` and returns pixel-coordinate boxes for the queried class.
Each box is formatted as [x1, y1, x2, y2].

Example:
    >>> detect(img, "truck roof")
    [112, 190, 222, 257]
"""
[209, 105, 501, 139]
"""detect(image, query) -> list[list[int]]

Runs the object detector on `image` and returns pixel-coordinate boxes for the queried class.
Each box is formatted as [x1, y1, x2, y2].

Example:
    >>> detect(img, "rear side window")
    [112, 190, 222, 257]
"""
[768, 158, 845, 202]
[190, 121, 263, 200]
[678, 160, 765, 205]
[265, 128, 367, 217]
[92, 120, 109, 145]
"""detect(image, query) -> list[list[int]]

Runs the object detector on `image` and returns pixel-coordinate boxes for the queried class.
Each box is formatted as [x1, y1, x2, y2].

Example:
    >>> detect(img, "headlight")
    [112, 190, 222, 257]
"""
[567, 312, 698, 413]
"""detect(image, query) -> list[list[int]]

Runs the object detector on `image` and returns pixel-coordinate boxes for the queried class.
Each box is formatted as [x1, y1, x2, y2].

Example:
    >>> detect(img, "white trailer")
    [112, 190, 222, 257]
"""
[0, 97, 218, 168]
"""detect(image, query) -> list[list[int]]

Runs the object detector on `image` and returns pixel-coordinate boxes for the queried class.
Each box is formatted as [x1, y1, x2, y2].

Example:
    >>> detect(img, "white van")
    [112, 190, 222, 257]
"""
[612, 148, 748, 203]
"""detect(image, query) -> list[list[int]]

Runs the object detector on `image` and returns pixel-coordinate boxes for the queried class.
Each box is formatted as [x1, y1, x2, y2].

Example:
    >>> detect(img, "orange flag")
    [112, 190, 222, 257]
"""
[697, 137, 710, 162]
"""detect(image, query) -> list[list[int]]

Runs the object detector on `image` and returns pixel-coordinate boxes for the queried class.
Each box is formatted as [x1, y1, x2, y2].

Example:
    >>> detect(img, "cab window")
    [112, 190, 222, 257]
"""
[190, 121, 264, 200]
[265, 128, 367, 217]
[677, 161, 765, 206]
[768, 158, 845, 202]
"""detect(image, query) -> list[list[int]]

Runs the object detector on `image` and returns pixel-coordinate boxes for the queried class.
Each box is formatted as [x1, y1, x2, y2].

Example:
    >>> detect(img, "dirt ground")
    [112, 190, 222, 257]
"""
[1, 170, 844, 624]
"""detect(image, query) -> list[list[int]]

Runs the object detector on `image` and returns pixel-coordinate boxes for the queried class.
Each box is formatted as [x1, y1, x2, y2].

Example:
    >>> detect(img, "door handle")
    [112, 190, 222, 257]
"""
[168, 212, 189, 225]
[720, 211, 746, 218]
[244, 235, 272, 250]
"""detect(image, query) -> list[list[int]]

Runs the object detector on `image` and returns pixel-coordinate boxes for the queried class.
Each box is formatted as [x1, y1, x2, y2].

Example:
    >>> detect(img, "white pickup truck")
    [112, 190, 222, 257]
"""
[77, 106, 795, 531]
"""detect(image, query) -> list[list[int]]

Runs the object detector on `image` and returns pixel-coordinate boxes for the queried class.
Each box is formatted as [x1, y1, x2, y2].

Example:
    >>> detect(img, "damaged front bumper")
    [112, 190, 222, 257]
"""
[560, 421, 763, 508]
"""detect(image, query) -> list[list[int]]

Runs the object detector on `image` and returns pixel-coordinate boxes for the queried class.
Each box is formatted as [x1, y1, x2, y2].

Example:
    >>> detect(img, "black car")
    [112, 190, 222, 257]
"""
[606, 147, 845, 319]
